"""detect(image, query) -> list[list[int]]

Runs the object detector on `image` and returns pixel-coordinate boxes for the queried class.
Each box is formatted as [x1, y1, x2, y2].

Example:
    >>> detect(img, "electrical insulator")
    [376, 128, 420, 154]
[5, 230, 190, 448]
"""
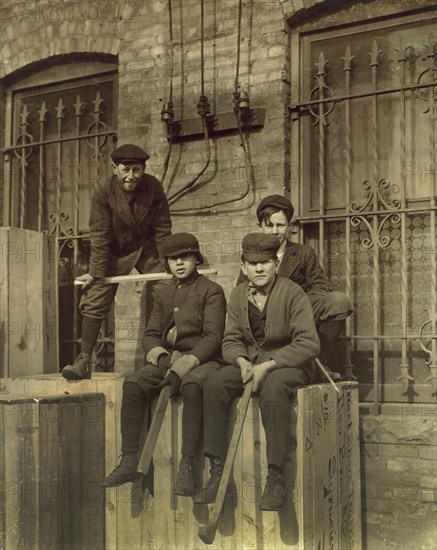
[197, 95, 211, 117]
[161, 102, 174, 123]
[238, 90, 250, 110]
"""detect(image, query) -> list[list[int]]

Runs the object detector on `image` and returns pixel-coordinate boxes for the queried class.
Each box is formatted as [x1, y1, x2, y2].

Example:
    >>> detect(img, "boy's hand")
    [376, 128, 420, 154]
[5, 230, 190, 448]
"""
[77, 273, 95, 290]
[237, 357, 253, 383]
[250, 360, 277, 392]
[158, 371, 181, 397]
[171, 354, 199, 372]
[157, 354, 170, 377]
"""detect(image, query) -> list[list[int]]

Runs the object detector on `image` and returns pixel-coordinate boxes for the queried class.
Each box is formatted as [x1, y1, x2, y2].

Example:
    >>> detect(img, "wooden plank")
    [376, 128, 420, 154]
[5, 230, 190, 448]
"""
[0, 229, 11, 377]
[42, 232, 58, 374]
[0, 228, 58, 377]
[79, 393, 106, 550]
[311, 384, 340, 550]
[0, 396, 40, 549]
[153, 393, 178, 549]
[74, 268, 218, 285]
[297, 385, 315, 549]
[4, 228, 28, 376]
[0, 393, 105, 550]
[0, 374, 123, 550]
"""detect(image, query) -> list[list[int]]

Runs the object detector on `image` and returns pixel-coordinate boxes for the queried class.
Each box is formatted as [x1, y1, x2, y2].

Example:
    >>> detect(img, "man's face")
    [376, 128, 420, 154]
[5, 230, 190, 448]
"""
[167, 254, 198, 280]
[241, 258, 278, 289]
[259, 210, 290, 245]
[112, 162, 145, 192]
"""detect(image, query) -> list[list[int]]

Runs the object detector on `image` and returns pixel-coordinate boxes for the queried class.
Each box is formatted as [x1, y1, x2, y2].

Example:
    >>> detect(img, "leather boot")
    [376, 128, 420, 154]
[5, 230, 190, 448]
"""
[174, 454, 195, 496]
[62, 352, 92, 380]
[259, 467, 286, 511]
[196, 457, 224, 503]
[100, 453, 140, 488]
[316, 320, 344, 382]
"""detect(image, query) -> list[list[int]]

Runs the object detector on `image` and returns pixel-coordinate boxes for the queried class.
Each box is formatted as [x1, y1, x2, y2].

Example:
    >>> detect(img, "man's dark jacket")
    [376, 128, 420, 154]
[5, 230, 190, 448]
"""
[88, 174, 171, 278]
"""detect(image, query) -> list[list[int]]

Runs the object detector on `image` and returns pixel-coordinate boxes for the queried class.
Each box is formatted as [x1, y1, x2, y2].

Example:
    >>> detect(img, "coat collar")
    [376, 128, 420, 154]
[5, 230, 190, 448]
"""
[107, 175, 154, 230]
[171, 270, 200, 287]
[277, 238, 299, 277]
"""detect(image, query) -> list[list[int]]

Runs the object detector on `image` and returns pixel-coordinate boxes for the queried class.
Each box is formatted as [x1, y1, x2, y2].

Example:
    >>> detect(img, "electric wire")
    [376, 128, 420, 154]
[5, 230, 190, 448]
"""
[170, 0, 255, 215]
[167, 0, 211, 206]
[161, 0, 174, 188]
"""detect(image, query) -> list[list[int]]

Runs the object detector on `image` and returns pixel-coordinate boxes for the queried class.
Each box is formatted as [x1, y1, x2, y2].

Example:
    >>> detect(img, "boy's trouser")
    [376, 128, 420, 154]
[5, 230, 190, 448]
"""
[203, 365, 309, 471]
[308, 290, 353, 324]
[122, 361, 221, 455]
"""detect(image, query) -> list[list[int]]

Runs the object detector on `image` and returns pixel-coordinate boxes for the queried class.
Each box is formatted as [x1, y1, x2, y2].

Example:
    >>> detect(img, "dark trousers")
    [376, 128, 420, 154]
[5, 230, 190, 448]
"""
[203, 365, 309, 471]
[121, 362, 221, 455]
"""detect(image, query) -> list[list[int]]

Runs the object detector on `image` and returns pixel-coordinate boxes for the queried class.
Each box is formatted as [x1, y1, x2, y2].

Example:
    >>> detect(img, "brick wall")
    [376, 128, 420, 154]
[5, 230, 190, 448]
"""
[360, 404, 437, 549]
[2, 1, 436, 547]
[1, 0, 292, 296]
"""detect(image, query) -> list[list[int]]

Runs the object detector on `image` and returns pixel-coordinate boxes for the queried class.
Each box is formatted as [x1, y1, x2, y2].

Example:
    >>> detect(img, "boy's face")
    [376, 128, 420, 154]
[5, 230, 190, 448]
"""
[167, 254, 198, 280]
[112, 161, 145, 192]
[241, 258, 278, 289]
[259, 210, 290, 245]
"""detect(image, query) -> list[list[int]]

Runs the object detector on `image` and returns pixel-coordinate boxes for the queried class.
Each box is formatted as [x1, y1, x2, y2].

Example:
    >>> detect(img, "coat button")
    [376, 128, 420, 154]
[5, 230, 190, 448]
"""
[174, 307, 179, 312]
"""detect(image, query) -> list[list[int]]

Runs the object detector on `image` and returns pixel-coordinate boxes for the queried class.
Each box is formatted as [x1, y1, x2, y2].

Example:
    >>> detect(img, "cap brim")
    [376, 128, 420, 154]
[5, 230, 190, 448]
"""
[165, 248, 204, 264]
[112, 157, 149, 163]
[242, 252, 276, 262]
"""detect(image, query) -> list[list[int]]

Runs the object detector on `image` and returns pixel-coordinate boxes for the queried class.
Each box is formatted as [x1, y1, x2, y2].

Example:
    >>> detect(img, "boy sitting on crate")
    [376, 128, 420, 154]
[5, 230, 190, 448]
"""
[100, 233, 226, 495]
[201, 233, 319, 511]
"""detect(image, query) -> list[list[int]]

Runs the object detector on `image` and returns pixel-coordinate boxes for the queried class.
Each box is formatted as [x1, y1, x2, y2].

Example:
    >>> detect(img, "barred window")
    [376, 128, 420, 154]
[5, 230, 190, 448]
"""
[3, 57, 118, 370]
[290, 5, 436, 409]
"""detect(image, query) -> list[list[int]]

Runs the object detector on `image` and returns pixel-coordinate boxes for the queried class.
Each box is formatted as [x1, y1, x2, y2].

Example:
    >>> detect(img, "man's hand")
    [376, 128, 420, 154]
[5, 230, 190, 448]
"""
[249, 360, 277, 393]
[158, 371, 181, 397]
[77, 273, 95, 290]
[237, 357, 253, 384]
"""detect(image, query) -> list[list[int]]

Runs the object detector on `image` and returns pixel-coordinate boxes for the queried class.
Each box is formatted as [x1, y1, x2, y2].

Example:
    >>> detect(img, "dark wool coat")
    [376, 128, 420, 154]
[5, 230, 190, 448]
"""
[237, 237, 332, 295]
[88, 174, 171, 278]
[142, 272, 226, 378]
[223, 276, 319, 371]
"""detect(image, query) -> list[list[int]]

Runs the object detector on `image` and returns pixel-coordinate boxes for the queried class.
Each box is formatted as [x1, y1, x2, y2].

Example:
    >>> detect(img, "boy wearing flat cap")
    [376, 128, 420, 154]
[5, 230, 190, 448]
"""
[201, 233, 319, 511]
[62, 144, 172, 380]
[238, 194, 354, 381]
[101, 233, 226, 494]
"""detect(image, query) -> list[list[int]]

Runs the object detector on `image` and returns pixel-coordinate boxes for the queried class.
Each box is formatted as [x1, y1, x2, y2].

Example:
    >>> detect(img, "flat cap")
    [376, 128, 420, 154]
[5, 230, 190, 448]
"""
[162, 232, 204, 263]
[256, 194, 294, 221]
[111, 144, 150, 163]
[241, 233, 280, 263]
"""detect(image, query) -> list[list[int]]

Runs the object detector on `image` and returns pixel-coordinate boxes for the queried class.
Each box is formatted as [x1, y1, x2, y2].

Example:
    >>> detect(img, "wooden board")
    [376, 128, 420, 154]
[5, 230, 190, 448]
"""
[0, 373, 154, 550]
[0, 393, 105, 550]
[154, 383, 361, 550]
[0, 227, 58, 377]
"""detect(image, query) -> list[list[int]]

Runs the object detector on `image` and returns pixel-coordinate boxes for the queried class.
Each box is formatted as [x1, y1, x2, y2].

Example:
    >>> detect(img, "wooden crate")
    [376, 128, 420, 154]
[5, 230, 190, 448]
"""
[153, 382, 362, 550]
[0, 227, 58, 377]
[0, 392, 105, 550]
[0, 373, 154, 550]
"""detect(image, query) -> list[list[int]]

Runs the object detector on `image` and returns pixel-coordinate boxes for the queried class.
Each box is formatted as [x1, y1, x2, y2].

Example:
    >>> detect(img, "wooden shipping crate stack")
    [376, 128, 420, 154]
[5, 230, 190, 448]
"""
[0, 392, 105, 550]
[152, 382, 362, 550]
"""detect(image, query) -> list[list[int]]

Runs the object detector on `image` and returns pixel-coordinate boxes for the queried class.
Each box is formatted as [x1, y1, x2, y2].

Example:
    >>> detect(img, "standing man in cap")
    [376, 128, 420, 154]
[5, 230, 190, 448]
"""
[238, 195, 354, 381]
[201, 233, 319, 511]
[62, 144, 172, 380]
